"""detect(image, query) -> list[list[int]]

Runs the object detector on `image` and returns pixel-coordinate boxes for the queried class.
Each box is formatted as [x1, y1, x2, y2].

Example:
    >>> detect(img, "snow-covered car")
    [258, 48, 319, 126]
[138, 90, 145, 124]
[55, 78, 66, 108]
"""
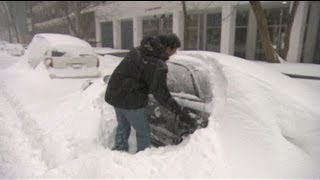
[149, 56, 213, 146]
[103, 54, 213, 146]
[27, 33, 100, 78]
[5, 43, 25, 56]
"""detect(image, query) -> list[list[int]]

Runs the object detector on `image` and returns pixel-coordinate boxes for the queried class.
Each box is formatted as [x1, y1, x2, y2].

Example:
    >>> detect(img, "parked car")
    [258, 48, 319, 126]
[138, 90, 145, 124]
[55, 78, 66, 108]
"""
[27, 33, 100, 78]
[5, 43, 25, 56]
[103, 54, 213, 146]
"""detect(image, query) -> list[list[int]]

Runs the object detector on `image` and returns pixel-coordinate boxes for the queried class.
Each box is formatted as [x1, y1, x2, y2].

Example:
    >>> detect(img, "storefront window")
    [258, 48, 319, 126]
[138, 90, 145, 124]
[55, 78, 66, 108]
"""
[143, 15, 172, 38]
[255, 7, 289, 60]
[121, 20, 134, 49]
[185, 14, 201, 50]
[234, 10, 249, 58]
[206, 13, 221, 52]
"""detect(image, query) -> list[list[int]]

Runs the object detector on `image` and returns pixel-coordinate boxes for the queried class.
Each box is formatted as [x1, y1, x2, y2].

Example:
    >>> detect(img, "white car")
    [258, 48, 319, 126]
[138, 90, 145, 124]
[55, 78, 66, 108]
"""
[5, 43, 25, 56]
[27, 33, 100, 78]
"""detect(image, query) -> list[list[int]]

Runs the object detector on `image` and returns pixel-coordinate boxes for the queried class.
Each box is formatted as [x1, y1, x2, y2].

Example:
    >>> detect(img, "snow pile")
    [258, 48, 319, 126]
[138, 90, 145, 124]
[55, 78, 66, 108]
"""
[0, 51, 319, 178]
[180, 51, 320, 177]
[259, 61, 320, 77]
[0, 52, 21, 69]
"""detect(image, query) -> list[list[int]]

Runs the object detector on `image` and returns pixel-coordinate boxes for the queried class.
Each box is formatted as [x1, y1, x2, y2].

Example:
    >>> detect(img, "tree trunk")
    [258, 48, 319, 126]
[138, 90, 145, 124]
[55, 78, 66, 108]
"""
[9, 9, 20, 43]
[2, 1, 12, 42]
[74, 1, 82, 38]
[250, 1, 279, 63]
[283, 1, 299, 60]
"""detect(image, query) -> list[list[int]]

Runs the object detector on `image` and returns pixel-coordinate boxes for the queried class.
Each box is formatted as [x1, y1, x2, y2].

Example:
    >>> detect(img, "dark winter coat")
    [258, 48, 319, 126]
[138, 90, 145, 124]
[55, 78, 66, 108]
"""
[104, 37, 183, 115]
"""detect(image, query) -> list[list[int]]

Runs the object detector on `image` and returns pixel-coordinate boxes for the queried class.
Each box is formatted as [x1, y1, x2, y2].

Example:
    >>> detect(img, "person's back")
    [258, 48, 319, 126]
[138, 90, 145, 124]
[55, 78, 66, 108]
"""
[105, 36, 169, 109]
[105, 34, 193, 153]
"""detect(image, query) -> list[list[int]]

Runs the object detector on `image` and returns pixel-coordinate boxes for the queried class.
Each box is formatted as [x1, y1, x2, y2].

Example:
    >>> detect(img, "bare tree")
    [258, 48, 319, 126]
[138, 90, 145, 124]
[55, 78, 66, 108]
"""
[5, 1, 20, 43]
[250, 1, 279, 63]
[0, 1, 12, 42]
[56, 1, 99, 40]
[1, 1, 21, 43]
[283, 1, 299, 59]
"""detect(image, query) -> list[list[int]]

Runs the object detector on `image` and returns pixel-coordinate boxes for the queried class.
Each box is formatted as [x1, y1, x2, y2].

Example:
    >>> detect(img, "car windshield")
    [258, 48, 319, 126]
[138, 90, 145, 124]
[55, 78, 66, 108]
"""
[194, 69, 213, 102]
[167, 63, 197, 97]
[52, 46, 95, 57]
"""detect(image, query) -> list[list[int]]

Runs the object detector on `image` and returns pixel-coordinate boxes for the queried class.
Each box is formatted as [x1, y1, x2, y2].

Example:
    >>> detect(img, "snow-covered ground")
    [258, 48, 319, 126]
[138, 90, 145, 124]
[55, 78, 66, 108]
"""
[0, 51, 319, 178]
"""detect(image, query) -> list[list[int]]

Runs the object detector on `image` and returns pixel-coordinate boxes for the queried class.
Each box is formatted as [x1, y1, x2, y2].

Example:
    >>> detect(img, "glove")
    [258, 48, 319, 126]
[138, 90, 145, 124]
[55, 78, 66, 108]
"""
[179, 112, 193, 124]
[177, 112, 197, 135]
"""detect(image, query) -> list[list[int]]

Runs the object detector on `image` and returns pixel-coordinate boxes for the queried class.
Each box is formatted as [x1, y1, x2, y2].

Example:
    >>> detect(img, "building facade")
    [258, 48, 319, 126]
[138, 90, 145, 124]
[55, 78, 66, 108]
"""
[94, 1, 320, 63]
[2, 1, 319, 63]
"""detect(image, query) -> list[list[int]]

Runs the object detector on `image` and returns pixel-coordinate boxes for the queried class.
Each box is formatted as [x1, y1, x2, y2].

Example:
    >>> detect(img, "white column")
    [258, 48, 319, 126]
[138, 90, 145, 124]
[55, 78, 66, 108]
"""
[302, 3, 320, 63]
[113, 20, 121, 49]
[287, 1, 309, 63]
[95, 14, 102, 47]
[221, 5, 236, 55]
[133, 16, 143, 47]
[173, 11, 184, 49]
[246, 8, 257, 60]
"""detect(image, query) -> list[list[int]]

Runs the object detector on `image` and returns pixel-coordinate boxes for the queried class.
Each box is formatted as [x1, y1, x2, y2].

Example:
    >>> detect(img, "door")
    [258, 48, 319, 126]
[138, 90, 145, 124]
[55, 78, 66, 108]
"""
[121, 20, 134, 50]
[101, 21, 113, 48]
[147, 63, 208, 146]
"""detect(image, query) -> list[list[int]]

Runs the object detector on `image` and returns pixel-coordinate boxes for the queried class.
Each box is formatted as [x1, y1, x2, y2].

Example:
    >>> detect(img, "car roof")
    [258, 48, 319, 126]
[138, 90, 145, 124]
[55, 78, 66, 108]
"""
[34, 33, 92, 48]
[169, 53, 208, 71]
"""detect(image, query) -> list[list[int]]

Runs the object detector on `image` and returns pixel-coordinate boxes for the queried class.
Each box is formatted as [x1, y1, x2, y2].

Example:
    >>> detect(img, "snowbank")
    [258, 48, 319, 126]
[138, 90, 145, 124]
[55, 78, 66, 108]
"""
[180, 51, 320, 177]
[0, 51, 319, 178]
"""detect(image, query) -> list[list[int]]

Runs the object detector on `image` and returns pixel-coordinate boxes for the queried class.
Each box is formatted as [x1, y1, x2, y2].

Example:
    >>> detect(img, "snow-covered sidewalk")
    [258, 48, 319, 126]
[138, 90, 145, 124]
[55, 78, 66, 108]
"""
[0, 82, 47, 177]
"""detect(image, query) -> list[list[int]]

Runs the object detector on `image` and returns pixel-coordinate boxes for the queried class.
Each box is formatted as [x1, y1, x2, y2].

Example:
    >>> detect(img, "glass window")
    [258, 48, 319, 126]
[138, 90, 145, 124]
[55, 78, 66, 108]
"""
[167, 63, 196, 96]
[185, 14, 199, 50]
[143, 15, 172, 38]
[194, 70, 213, 101]
[185, 28, 199, 50]
[234, 28, 247, 58]
[143, 19, 160, 37]
[101, 21, 113, 48]
[266, 8, 281, 25]
[235, 10, 249, 58]
[207, 13, 221, 26]
[206, 28, 221, 52]
[236, 10, 249, 26]
[121, 20, 134, 49]
[160, 16, 173, 35]
[255, 7, 290, 60]
[188, 14, 200, 27]
[52, 50, 65, 57]
[207, 12, 221, 52]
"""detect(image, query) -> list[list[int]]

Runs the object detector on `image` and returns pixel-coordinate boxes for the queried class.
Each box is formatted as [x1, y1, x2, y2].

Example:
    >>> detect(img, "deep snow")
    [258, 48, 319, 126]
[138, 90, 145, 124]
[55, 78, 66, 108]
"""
[0, 51, 319, 178]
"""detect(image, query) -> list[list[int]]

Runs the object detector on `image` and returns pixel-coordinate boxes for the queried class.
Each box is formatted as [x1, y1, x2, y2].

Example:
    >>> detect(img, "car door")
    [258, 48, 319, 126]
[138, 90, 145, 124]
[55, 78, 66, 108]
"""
[147, 62, 209, 146]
